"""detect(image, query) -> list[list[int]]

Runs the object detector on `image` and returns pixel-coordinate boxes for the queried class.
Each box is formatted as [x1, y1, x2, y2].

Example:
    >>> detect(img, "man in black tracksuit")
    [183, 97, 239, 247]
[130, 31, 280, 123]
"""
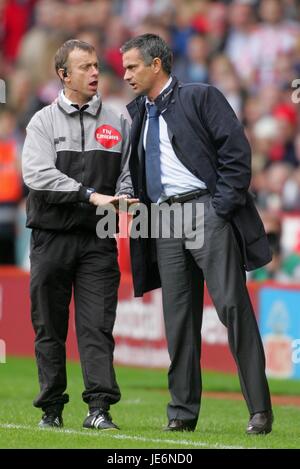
[121, 34, 273, 435]
[22, 40, 136, 430]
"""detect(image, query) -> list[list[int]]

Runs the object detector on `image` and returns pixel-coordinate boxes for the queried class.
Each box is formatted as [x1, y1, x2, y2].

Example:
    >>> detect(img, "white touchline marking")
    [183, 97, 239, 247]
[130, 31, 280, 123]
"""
[0, 423, 254, 449]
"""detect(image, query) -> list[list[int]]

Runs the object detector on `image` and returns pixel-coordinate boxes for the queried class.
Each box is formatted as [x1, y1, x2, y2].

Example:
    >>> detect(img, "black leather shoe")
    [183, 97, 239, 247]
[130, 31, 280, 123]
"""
[246, 411, 273, 435]
[164, 418, 197, 432]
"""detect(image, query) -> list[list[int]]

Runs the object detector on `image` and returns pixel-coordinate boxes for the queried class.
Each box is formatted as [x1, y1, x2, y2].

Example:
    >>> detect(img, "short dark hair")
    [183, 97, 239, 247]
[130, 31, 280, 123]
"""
[54, 39, 96, 76]
[120, 34, 173, 75]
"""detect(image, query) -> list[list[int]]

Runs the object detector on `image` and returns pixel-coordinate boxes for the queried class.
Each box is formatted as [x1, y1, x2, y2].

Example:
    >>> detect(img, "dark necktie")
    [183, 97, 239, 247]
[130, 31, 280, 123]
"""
[145, 103, 162, 202]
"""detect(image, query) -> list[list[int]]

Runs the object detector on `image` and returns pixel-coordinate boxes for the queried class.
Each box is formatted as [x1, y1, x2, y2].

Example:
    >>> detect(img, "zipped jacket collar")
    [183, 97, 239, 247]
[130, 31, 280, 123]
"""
[57, 91, 102, 117]
[126, 76, 179, 119]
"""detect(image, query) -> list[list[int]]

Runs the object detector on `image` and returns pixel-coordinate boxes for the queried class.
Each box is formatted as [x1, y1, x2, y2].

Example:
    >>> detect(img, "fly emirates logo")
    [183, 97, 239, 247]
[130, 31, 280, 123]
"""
[95, 125, 122, 149]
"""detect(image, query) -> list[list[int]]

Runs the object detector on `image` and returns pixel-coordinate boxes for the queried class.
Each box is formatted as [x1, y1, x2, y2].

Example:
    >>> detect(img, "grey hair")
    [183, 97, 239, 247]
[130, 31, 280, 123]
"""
[120, 34, 172, 75]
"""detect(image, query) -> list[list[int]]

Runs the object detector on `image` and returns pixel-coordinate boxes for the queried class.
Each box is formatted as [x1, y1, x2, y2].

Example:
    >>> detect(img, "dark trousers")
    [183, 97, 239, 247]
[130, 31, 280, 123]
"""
[30, 229, 121, 412]
[156, 194, 271, 423]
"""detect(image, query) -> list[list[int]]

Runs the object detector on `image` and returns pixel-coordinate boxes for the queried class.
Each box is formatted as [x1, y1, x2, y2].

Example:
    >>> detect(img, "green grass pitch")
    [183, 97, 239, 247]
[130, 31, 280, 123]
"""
[0, 357, 300, 449]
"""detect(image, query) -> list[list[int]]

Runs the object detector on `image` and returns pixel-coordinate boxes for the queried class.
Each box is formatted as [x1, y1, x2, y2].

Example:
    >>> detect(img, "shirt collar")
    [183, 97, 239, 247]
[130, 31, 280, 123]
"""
[57, 90, 102, 116]
[60, 90, 99, 108]
[145, 76, 172, 108]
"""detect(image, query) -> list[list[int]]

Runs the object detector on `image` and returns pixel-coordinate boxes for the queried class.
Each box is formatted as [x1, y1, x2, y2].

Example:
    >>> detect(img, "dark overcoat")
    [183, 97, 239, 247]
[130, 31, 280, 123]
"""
[126, 77, 272, 297]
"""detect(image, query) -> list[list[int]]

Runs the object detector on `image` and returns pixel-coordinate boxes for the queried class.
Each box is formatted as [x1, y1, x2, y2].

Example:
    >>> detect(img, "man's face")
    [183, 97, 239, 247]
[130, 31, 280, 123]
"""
[64, 48, 99, 102]
[122, 48, 156, 97]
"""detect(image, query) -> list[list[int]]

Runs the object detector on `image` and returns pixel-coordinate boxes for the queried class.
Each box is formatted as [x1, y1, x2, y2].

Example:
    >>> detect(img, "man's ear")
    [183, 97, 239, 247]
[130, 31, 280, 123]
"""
[58, 68, 69, 82]
[152, 57, 162, 74]
[58, 68, 65, 82]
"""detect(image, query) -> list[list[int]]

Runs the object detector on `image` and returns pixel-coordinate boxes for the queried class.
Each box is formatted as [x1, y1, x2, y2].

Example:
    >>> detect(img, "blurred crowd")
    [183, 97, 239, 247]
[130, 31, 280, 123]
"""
[0, 0, 300, 280]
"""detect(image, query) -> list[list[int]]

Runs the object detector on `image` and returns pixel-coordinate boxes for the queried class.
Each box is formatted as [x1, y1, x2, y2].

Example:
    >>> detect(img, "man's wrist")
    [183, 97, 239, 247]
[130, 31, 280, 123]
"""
[86, 187, 96, 203]
[78, 186, 96, 203]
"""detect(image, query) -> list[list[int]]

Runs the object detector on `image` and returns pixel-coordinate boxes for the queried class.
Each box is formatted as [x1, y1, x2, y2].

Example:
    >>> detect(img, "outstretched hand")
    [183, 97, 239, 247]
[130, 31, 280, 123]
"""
[89, 193, 139, 211]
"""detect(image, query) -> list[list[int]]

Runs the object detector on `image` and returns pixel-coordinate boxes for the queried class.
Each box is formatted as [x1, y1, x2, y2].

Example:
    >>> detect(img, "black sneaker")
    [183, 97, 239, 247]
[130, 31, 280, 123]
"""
[38, 413, 63, 428]
[83, 408, 119, 430]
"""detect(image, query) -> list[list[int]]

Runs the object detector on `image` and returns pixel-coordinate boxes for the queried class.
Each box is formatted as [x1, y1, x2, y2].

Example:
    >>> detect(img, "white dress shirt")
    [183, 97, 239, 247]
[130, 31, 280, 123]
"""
[143, 77, 206, 202]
